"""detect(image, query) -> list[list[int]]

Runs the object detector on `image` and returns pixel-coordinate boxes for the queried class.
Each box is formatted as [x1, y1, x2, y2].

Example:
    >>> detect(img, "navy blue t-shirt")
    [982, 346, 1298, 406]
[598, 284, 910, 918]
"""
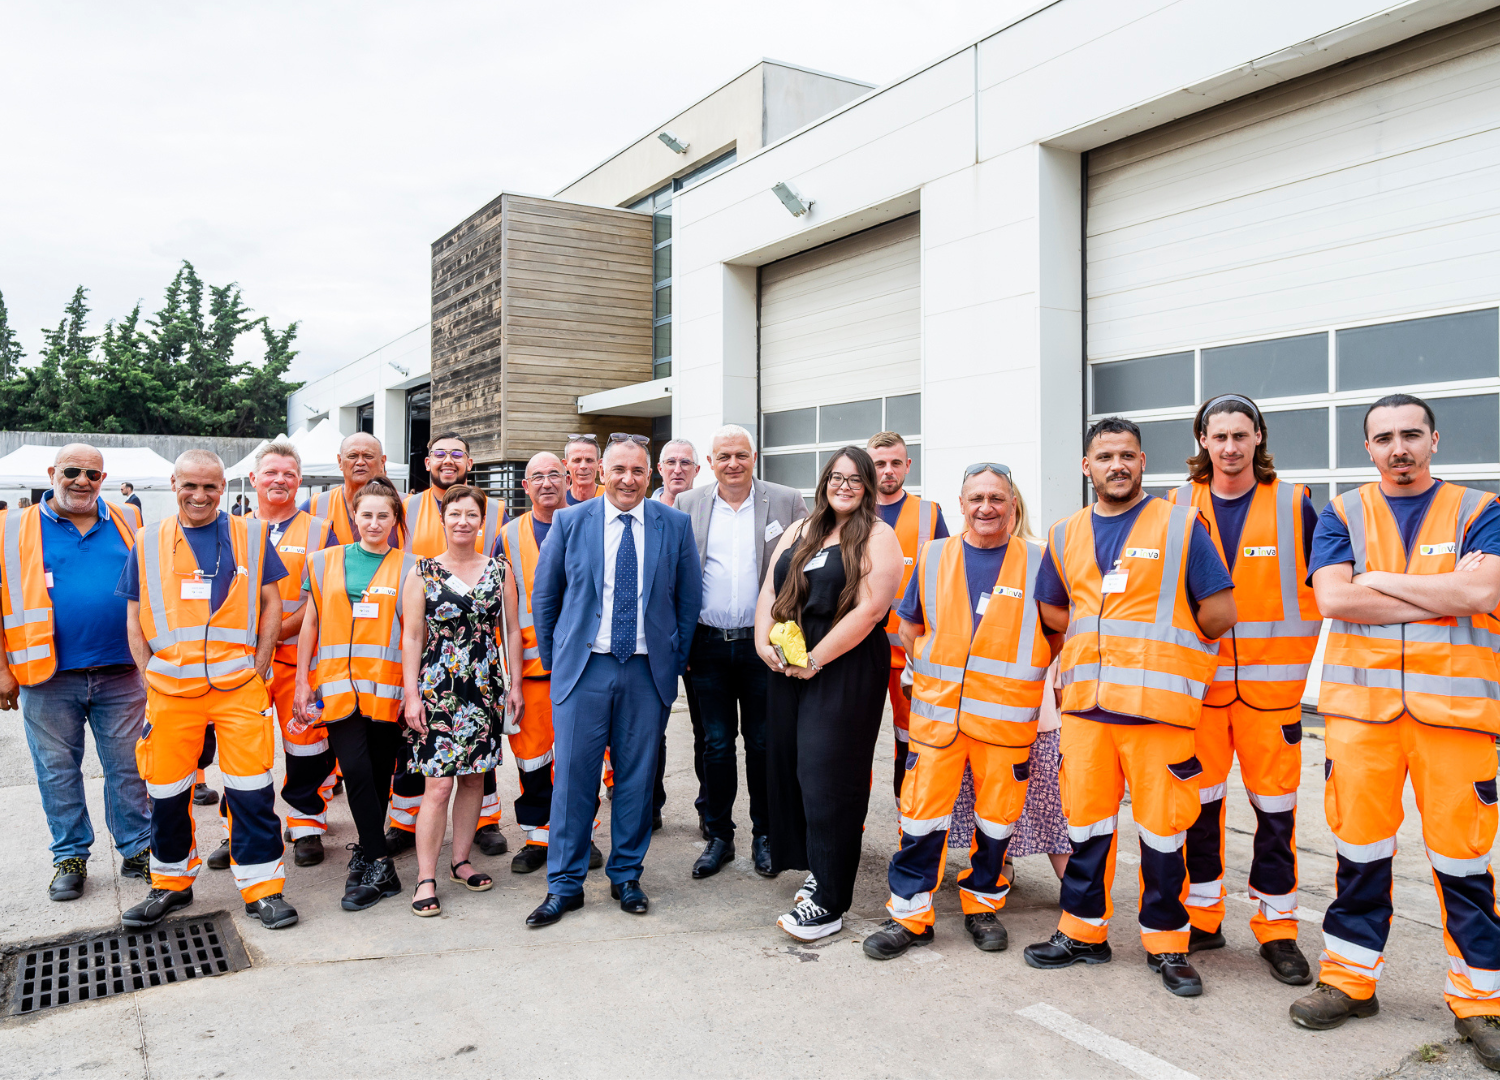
[1035, 496, 1233, 725]
[116, 513, 288, 613]
[1207, 487, 1319, 572]
[877, 493, 951, 539]
[565, 488, 597, 506]
[1308, 480, 1500, 579]
[897, 539, 1009, 634]
[489, 516, 553, 560]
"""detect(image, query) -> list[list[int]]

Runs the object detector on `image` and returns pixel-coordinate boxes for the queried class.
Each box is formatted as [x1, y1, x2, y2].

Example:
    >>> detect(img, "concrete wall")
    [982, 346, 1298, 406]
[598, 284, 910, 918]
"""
[0, 430, 263, 464]
[670, 0, 1478, 533]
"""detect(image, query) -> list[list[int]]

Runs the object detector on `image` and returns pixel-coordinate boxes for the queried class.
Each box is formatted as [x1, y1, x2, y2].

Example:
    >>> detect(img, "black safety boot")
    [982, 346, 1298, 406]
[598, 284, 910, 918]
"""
[474, 824, 509, 856]
[246, 892, 299, 928]
[292, 835, 325, 867]
[120, 849, 150, 880]
[342, 856, 401, 912]
[206, 839, 231, 871]
[122, 887, 193, 928]
[511, 843, 548, 874]
[1188, 926, 1225, 953]
[1023, 931, 1112, 968]
[1147, 951, 1203, 997]
[1289, 983, 1380, 1029]
[1260, 939, 1313, 985]
[862, 919, 934, 960]
[965, 912, 1009, 952]
[1455, 1014, 1500, 1072]
[49, 858, 86, 901]
[384, 826, 415, 855]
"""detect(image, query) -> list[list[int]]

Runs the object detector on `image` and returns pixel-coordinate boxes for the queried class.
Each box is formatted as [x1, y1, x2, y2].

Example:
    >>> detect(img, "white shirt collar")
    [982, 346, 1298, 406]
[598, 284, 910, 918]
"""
[603, 498, 646, 528]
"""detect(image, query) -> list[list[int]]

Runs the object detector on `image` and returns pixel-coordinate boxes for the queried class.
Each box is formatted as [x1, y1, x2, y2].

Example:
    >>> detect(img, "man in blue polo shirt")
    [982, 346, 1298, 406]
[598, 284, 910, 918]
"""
[0, 444, 151, 901]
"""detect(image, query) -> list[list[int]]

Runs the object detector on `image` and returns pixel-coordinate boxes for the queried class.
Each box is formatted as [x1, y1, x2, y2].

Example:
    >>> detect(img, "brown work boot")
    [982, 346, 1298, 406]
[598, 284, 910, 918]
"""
[1455, 1014, 1500, 1072]
[1289, 982, 1379, 1030]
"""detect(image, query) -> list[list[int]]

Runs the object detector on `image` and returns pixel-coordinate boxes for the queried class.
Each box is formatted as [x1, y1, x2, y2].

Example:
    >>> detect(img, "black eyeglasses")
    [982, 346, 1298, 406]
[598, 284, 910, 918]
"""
[60, 467, 104, 482]
[964, 462, 1012, 479]
[608, 433, 651, 447]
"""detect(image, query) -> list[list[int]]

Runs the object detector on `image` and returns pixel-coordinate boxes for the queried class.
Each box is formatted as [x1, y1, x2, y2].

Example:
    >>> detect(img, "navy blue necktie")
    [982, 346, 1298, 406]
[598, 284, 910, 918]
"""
[611, 513, 638, 663]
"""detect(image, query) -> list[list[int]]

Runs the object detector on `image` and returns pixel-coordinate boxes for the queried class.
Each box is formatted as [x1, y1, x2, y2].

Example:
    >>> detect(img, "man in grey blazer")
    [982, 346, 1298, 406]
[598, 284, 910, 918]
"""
[674, 424, 807, 879]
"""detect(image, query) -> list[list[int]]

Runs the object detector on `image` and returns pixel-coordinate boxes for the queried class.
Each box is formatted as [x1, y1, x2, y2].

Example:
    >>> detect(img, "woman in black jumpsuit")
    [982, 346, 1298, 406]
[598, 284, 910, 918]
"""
[756, 446, 906, 941]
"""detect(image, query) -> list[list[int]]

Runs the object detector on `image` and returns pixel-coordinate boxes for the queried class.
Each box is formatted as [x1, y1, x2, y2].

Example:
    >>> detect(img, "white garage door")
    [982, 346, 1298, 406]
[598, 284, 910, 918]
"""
[758, 214, 922, 495]
[1085, 11, 1500, 505]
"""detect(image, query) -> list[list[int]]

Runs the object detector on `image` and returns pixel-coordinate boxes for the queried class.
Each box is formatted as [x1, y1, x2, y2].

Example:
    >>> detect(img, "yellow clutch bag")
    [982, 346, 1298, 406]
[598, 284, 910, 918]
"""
[769, 620, 809, 667]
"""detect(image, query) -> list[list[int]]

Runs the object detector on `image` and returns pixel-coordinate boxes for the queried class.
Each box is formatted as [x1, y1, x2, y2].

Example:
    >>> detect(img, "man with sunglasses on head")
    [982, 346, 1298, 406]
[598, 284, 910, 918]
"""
[1023, 417, 1236, 998]
[387, 431, 509, 858]
[674, 424, 807, 879]
[0, 445, 150, 902]
[1165, 395, 1322, 986]
[867, 431, 948, 808]
[563, 434, 605, 506]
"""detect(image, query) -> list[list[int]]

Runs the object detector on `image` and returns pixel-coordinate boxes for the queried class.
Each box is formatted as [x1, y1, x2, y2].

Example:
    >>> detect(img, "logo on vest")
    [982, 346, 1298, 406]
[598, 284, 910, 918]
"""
[367, 586, 398, 597]
[278, 545, 306, 555]
[993, 586, 1024, 600]
[1420, 542, 1457, 556]
[1242, 546, 1277, 557]
[903, 557, 914, 566]
[1122, 547, 1160, 560]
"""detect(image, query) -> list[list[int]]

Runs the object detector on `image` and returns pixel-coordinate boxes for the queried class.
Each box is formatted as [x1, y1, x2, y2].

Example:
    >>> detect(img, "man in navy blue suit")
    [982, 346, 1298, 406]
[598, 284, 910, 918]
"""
[526, 434, 702, 925]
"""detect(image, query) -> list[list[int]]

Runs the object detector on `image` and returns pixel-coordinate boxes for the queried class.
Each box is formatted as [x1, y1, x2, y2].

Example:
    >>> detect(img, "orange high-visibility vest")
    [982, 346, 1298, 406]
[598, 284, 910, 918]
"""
[309, 487, 359, 545]
[253, 510, 328, 667]
[885, 495, 939, 666]
[906, 535, 1050, 748]
[1, 500, 140, 686]
[1053, 499, 1220, 729]
[500, 512, 549, 677]
[306, 544, 415, 723]
[402, 489, 501, 559]
[1320, 482, 1500, 734]
[1168, 480, 1321, 709]
[136, 514, 267, 697]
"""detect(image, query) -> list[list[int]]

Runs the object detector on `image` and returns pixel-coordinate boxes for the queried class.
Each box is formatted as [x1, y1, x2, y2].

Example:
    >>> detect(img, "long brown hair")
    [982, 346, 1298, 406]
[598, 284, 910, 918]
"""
[350, 476, 407, 545]
[772, 447, 879, 624]
[1185, 395, 1277, 484]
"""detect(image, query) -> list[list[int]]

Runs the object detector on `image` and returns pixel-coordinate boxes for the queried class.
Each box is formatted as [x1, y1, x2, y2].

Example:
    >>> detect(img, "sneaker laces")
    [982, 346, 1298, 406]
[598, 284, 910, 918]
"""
[1157, 952, 1189, 965]
[796, 873, 818, 899]
[791, 897, 829, 922]
[53, 857, 86, 877]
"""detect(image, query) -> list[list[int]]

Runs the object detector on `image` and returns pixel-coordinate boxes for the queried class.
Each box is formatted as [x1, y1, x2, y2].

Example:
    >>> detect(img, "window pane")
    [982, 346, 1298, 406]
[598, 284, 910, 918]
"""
[820, 398, 883, 444]
[885, 393, 921, 436]
[1336, 309, 1498, 391]
[762, 452, 816, 489]
[653, 321, 671, 360]
[1265, 408, 1328, 470]
[1091, 352, 1194, 414]
[654, 244, 671, 284]
[1431, 394, 1500, 464]
[1336, 481, 1369, 495]
[763, 408, 815, 447]
[1303, 483, 1330, 511]
[1336, 404, 1371, 469]
[654, 213, 672, 245]
[653, 358, 672, 379]
[1465, 479, 1500, 493]
[906, 444, 922, 487]
[1137, 418, 1195, 475]
[654, 285, 671, 319]
[1202, 334, 1327, 399]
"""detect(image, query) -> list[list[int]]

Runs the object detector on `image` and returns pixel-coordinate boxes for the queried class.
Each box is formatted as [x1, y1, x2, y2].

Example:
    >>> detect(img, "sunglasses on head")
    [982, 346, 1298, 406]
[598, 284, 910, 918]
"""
[565, 433, 601, 447]
[608, 433, 651, 447]
[60, 467, 103, 482]
[963, 462, 1012, 479]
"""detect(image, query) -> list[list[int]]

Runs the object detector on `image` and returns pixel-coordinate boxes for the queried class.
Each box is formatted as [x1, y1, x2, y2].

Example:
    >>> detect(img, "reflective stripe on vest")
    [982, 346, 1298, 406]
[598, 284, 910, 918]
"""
[1, 502, 139, 685]
[307, 545, 413, 723]
[1169, 479, 1321, 708]
[403, 491, 502, 559]
[312, 488, 357, 546]
[1054, 499, 1219, 728]
[906, 535, 1049, 747]
[136, 515, 265, 695]
[1320, 482, 1500, 733]
[885, 495, 938, 664]
[503, 513, 548, 675]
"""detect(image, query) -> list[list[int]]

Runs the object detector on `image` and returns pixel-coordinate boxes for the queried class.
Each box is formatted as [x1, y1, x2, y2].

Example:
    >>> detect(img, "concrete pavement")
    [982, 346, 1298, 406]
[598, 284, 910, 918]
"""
[1, 694, 1497, 1080]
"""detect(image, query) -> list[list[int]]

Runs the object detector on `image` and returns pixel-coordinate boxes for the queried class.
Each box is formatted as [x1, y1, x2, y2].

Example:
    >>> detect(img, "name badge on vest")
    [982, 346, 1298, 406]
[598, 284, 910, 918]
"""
[1243, 546, 1277, 558]
[976, 592, 991, 616]
[805, 550, 830, 572]
[352, 602, 379, 619]
[447, 574, 472, 597]
[44, 571, 54, 589]
[1122, 547, 1160, 560]
[765, 520, 783, 543]
[1420, 542, 1457, 556]
[182, 580, 212, 600]
[1101, 569, 1129, 594]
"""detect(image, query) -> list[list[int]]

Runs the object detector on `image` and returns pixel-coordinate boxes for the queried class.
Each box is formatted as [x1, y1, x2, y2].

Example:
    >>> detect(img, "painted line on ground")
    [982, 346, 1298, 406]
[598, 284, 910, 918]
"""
[1017, 1002, 1199, 1080]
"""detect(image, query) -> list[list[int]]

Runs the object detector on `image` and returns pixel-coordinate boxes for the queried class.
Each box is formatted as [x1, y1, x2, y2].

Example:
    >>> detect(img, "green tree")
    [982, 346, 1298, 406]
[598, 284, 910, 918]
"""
[0, 289, 24, 380]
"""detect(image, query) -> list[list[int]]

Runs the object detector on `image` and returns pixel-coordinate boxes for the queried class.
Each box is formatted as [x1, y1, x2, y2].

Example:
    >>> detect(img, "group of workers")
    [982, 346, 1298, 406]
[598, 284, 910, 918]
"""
[10, 387, 1500, 1070]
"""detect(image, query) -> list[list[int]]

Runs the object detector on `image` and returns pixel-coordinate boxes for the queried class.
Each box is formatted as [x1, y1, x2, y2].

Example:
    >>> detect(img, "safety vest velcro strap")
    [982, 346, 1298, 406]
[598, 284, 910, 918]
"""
[146, 655, 255, 679]
[1068, 615, 1207, 650]
[1216, 662, 1312, 684]
[1232, 619, 1324, 638]
[910, 698, 956, 724]
[515, 748, 554, 771]
[1067, 815, 1117, 843]
[963, 655, 1048, 682]
[1335, 835, 1397, 863]
[7, 643, 50, 665]
[221, 770, 274, 791]
[317, 644, 403, 664]
[1136, 824, 1186, 853]
[1427, 846, 1491, 877]
[907, 655, 966, 682]
[320, 679, 403, 700]
[957, 696, 1039, 724]
[2, 608, 48, 629]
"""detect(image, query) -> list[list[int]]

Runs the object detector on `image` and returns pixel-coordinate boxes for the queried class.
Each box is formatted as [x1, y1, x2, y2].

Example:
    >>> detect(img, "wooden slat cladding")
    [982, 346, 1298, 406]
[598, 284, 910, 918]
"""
[430, 194, 654, 466]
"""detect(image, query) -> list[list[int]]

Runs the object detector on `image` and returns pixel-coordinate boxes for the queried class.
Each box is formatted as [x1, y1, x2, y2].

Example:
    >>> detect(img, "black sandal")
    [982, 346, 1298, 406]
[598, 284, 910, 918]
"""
[411, 878, 441, 917]
[450, 860, 494, 892]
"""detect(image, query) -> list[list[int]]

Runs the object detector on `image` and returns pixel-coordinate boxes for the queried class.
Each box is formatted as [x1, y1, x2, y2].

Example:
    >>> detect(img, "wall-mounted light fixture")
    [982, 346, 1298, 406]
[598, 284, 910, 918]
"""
[771, 181, 812, 217]
[388, 361, 409, 376]
[302, 403, 320, 413]
[658, 130, 689, 154]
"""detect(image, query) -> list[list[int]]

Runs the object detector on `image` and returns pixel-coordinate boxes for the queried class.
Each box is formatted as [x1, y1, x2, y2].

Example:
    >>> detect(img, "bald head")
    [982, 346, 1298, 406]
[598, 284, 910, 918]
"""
[172, 450, 225, 527]
[337, 431, 385, 490]
[174, 449, 224, 477]
[50, 443, 105, 516]
[523, 451, 566, 517]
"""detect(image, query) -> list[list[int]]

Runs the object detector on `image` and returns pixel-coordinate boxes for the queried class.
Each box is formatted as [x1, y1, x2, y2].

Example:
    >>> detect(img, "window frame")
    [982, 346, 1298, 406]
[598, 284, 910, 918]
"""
[758, 393, 923, 500]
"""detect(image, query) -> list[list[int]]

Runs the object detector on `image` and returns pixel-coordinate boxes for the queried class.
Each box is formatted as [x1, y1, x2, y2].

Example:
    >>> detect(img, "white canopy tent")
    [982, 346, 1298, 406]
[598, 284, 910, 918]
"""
[295, 419, 345, 480]
[0, 444, 178, 489]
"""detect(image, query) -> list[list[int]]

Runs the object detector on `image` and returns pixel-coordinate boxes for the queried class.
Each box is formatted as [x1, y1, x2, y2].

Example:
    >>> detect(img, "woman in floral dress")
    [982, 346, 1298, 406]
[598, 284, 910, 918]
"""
[400, 485, 524, 917]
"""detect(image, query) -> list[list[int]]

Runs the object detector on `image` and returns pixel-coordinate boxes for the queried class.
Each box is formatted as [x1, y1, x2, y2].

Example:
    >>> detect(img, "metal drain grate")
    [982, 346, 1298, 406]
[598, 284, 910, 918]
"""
[7, 914, 250, 1016]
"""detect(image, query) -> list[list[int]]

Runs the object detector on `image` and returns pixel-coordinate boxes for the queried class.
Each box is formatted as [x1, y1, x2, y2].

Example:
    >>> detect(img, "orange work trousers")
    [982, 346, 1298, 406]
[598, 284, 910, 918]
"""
[269, 661, 337, 839]
[1185, 700, 1303, 942]
[136, 678, 285, 903]
[1057, 717, 1201, 955]
[1321, 714, 1500, 1018]
[889, 666, 912, 805]
[511, 678, 555, 845]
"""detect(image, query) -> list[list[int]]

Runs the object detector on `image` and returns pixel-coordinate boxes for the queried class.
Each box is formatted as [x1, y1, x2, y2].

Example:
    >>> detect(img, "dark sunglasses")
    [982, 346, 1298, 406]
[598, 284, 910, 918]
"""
[608, 433, 651, 447]
[60, 467, 104, 482]
[964, 462, 1012, 479]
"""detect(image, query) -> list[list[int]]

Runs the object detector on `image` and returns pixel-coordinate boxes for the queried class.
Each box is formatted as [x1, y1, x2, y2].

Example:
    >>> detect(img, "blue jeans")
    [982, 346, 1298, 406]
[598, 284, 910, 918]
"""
[21, 666, 151, 863]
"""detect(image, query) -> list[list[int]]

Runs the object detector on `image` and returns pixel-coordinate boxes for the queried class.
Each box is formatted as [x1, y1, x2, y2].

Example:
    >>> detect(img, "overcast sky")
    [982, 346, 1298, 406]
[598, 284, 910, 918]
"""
[0, 1, 1034, 384]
